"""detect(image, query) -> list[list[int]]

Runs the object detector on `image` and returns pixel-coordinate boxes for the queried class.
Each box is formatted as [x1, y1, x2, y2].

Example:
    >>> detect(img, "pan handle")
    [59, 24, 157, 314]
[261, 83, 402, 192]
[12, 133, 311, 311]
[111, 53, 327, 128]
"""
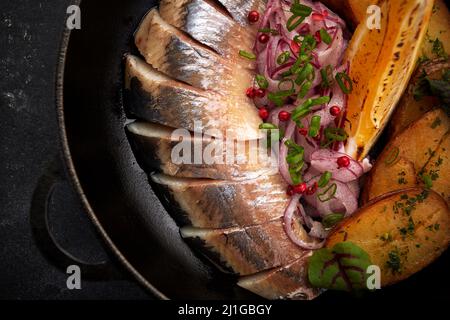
[30, 159, 126, 281]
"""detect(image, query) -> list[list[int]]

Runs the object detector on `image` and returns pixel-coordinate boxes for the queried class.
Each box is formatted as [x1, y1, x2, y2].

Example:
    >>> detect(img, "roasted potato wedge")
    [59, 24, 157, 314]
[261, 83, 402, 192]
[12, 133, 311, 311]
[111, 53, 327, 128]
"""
[421, 133, 450, 205]
[320, 0, 379, 28]
[343, 0, 434, 160]
[389, 58, 450, 138]
[363, 109, 450, 202]
[421, 0, 450, 58]
[327, 188, 450, 286]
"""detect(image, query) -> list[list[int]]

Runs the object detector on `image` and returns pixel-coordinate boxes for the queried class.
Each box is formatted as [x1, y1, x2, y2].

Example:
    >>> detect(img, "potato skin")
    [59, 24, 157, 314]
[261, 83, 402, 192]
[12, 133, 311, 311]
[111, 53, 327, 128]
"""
[388, 59, 450, 138]
[363, 109, 450, 202]
[327, 188, 450, 286]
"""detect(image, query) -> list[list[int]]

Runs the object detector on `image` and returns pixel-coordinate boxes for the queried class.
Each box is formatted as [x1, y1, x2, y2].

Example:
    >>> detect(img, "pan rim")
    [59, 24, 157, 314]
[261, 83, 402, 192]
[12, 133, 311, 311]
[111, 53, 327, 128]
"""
[54, 0, 168, 300]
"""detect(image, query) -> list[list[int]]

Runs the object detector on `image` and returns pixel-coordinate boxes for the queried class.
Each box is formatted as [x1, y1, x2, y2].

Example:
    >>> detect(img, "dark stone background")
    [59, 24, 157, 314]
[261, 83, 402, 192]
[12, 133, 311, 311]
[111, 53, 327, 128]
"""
[0, 0, 149, 299]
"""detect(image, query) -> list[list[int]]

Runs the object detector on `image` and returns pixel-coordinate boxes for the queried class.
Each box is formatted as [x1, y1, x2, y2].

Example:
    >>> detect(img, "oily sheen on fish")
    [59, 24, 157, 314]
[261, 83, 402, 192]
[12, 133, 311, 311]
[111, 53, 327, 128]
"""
[238, 254, 321, 300]
[124, 55, 262, 140]
[159, 0, 256, 65]
[126, 121, 277, 181]
[135, 9, 254, 93]
[150, 173, 287, 229]
[180, 218, 308, 275]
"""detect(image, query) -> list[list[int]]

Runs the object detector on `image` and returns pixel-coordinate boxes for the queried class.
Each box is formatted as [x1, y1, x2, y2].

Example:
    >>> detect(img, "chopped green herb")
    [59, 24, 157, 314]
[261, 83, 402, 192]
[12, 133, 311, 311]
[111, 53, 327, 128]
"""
[319, 28, 332, 45]
[380, 232, 393, 242]
[239, 50, 256, 60]
[277, 51, 291, 65]
[317, 183, 337, 202]
[432, 37, 448, 59]
[255, 74, 269, 89]
[384, 147, 400, 165]
[258, 28, 279, 35]
[386, 249, 402, 274]
[431, 117, 442, 129]
[322, 213, 344, 229]
[308, 115, 321, 137]
[336, 72, 353, 94]
[268, 90, 295, 107]
[318, 171, 332, 188]
[320, 65, 334, 89]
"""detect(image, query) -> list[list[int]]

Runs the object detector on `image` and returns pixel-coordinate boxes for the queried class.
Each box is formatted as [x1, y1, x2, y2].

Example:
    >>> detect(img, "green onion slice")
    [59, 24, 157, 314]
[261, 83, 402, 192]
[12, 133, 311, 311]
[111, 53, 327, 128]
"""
[258, 28, 279, 35]
[277, 51, 291, 65]
[286, 15, 306, 32]
[308, 115, 321, 137]
[259, 123, 278, 130]
[322, 213, 344, 228]
[295, 63, 314, 85]
[290, 2, 312, 17]
[268, 90, 295, 107]
[255, 74, 269, 89]
[318, 183, 337, 202]
[384, 146, 400, 165]
[336, 72, 353, 94]
[319, 28, 332, 45]
[318, 171, 332, 188]
[297, 80, 312, 99]
[278, 79, 295, 91]
[320, 65, 334, 88]
[239, 50, 256, 60]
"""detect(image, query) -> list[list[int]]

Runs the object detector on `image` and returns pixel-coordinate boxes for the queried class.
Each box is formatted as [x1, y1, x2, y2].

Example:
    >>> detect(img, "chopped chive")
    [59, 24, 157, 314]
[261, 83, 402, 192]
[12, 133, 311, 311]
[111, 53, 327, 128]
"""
[295, 63, 314, 85]
[286, 15, 306, 32]
[324, 127, 347, 142]
[255, 74, 269, 89]
[268, 90, 295, 107]
[278, 79, 295, 91]
[259, 123, 278, 130]
[322, 213, 344, 228]
[384, 146, 400, 165]
[319, 28, 332, 45]
[258, 28, 279, 35]
[336, 72, 353, 94]
[318, 183, 337, 202]
[239, 50, 256, 60]
[290, 2, 312, 17]
[301, 34, 317, 52]
[421, 175, 433, 188]
[320, 65, 333, 88]
[297, 80, 312, 99]
[318, 171, 332, 188]
[277, 51, 291, 65]
[310, 96, 331, 106]
[308, 115, 321, 137]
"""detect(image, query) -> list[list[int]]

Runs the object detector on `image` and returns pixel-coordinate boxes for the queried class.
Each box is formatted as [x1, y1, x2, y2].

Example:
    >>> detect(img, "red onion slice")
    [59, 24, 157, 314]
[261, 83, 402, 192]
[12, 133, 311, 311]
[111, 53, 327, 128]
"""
[284, 195, 325, 249]
[310, 149, 364, 182]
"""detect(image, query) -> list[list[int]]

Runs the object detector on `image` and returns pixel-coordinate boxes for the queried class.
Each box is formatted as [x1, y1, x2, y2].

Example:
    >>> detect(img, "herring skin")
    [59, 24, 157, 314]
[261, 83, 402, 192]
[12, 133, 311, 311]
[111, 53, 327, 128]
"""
[180, 218, 309, 276]
[151, 173, 287, 229]
[159, 0, 255, 62]
[124, 55, 262, 140]
[126, 121, 277, 181]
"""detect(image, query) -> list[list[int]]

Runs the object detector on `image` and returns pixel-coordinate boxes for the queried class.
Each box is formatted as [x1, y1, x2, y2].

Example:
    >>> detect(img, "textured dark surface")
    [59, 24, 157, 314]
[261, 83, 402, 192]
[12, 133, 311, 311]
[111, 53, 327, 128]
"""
[0, 0, 149, 299]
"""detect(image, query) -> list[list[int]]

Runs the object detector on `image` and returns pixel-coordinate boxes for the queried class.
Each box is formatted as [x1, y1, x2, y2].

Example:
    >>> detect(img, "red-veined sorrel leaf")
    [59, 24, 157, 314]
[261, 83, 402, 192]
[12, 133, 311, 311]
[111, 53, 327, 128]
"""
[308, 242, 372, 291]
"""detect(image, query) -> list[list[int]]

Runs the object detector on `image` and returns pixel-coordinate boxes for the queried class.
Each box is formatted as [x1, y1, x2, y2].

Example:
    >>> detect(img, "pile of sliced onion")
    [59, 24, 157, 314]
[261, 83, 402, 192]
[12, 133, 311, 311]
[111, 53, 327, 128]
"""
[254, 0, 367, 249]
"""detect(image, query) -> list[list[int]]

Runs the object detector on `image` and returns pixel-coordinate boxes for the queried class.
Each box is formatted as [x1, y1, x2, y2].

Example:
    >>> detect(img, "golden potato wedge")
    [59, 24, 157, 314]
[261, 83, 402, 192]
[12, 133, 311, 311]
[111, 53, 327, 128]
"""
[320, 0, 379, 28]
[421, 133, 450, 205]
[420, 0, 450, 58]
[389, 59, 450, 138]
[343, 0, 434, 160]
[364, 109, 450, 202]
[327, 188, 450, 286]
[361, 157, 417, 204]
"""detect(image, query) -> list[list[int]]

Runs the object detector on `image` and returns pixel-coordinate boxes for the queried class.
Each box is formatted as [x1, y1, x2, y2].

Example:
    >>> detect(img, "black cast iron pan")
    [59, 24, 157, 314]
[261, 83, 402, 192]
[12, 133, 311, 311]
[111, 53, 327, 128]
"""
[55, 0, 450, 301]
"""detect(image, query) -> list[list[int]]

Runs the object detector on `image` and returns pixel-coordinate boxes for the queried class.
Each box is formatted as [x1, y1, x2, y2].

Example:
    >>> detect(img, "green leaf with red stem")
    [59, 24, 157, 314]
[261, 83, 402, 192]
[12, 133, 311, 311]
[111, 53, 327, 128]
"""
[308, 242, 372, 291]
